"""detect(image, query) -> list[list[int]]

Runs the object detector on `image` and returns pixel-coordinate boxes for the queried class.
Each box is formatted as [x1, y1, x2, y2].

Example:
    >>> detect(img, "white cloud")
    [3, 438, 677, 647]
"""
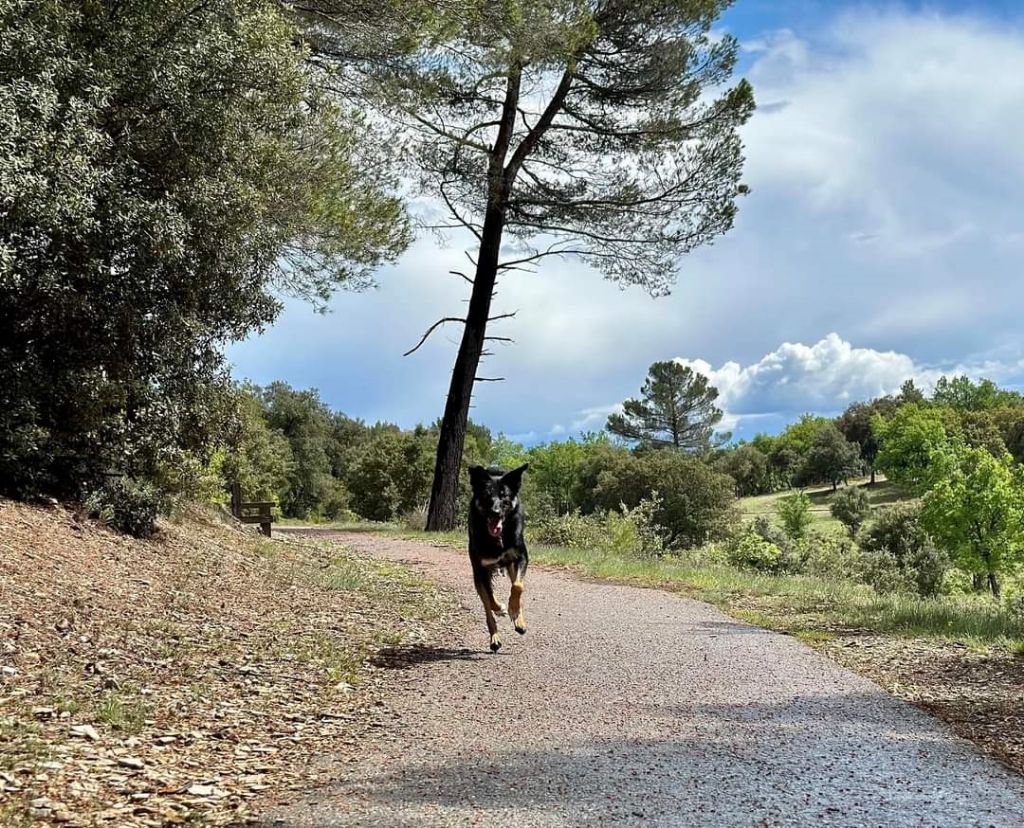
[678, 333, 1024, 425]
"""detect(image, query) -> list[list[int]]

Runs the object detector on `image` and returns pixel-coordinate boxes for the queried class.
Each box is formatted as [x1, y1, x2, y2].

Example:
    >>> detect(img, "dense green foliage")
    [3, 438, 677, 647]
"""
[795, 424, 860, 491]
[0, 0, 408, 527]
[921, 446, 1024, 596]
[857, 504, 948, 597]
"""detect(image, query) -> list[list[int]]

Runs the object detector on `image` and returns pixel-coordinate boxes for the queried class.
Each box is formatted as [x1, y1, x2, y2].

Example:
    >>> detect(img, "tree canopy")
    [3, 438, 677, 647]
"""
[0, 0, 408, 500]
[608, 362, 725, 452]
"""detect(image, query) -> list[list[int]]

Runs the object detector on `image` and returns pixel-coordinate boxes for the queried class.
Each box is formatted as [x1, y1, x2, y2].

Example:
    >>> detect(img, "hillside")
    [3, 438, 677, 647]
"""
[0, 502, 453, 826]
[738, 478, 912, 531]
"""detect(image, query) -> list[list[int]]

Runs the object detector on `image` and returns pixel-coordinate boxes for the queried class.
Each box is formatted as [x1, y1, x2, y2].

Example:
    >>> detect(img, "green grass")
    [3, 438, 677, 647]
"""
[387, 526, 1024, 649]
[95, 690, 151, 735]
[738, 477, 914, 532]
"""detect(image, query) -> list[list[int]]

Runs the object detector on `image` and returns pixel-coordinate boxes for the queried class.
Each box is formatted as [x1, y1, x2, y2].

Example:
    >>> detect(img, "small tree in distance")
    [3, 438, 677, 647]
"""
[830, 486, 871, 536]
[607, 362, 725, 453]
[798, 425, 861, 492]
[777, 492, 813, 540]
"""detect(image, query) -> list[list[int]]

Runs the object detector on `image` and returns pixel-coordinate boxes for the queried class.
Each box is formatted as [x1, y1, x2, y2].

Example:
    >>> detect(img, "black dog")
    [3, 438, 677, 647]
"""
[467, 464, 529, 652]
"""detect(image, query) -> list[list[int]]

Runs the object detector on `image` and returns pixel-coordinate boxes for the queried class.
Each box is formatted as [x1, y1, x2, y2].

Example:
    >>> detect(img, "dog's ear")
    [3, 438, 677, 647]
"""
[501, 463, 529, 494]
[468, 465, 491, 490]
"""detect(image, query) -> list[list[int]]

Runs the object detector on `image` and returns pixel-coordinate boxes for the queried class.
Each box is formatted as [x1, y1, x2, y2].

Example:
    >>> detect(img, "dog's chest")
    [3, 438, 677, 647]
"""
[477, 545, 520, 568]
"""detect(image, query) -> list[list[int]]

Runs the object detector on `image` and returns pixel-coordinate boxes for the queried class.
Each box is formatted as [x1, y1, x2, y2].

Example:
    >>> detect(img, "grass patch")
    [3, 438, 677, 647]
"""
[1006, 639, 1024, 657]
[95, 690, 151, 735]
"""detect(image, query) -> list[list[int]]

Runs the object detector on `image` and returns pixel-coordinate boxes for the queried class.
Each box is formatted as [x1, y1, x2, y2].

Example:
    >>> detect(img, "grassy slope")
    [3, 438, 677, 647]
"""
[738, 477, 912, 531]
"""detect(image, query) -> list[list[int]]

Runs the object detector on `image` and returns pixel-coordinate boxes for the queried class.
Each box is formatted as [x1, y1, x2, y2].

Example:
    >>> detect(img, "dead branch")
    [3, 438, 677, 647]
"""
[403, 317, 465, 357]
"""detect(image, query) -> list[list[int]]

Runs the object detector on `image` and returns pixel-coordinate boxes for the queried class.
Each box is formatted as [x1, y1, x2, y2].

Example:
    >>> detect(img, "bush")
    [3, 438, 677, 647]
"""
[575, 448, 736, 548]
[1005, 593, 1024, 620]
[830, 486, 871, 535]
[777, 492, 812, 539]
[857, 503, 949, 597]
[528, 511, 606, 550]
[318, 478, 352, 521]
[940, 568, 975, 596]
[399, 506, 428, 532]
[528, 498, 666, 559]
[86, 477, 165, 538]
[727, 531, 786, 574]
[726, 519, 806, 574]
[801, 531, 863, 581]
[860, 550, 912, 595]
[603, 497, 665, 559]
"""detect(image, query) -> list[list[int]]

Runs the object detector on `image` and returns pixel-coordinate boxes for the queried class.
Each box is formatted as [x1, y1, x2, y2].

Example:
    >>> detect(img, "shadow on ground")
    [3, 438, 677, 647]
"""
[276, 691, 1023, 826]
[370, 644, 487, 670]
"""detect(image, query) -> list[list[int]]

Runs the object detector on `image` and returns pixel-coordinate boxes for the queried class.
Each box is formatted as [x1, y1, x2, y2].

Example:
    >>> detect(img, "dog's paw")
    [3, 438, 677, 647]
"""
[493, 603, 507, 617]
[489, 635, 502, 653]
[514, 620, 527, 636]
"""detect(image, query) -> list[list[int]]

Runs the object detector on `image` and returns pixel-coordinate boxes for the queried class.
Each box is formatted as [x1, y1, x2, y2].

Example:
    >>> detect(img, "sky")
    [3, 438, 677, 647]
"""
[229, 0, 1024, 444]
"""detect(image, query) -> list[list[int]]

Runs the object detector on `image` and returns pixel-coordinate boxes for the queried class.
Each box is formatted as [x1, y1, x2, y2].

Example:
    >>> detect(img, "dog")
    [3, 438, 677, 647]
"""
[467, 463, 529, 652]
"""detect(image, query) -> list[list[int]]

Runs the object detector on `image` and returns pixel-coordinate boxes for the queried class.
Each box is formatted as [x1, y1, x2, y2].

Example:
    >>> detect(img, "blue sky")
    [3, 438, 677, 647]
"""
[229, 1, 1024, 443]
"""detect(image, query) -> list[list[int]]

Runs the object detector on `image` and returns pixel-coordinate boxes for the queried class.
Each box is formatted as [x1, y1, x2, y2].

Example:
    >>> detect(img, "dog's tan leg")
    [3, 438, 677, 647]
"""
[506, 564, 527, 635]
[476, 581, 502, 652]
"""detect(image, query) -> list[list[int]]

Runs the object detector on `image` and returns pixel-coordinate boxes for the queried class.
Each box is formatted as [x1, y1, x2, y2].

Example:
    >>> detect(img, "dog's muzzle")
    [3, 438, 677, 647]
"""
[486, 515, 504, 539]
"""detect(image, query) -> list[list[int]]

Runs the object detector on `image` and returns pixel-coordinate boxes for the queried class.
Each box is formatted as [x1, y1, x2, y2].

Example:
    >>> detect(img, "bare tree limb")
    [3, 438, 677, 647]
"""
[403, 317, 465, 357]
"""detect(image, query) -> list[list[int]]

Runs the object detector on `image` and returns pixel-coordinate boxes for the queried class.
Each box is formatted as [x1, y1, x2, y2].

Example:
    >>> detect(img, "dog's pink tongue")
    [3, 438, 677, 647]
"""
[488, 518, 503, 539]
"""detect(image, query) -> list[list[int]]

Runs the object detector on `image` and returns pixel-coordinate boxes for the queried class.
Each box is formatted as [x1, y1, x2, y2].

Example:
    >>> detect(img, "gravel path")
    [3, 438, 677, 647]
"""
[269, 531, 1024, 827]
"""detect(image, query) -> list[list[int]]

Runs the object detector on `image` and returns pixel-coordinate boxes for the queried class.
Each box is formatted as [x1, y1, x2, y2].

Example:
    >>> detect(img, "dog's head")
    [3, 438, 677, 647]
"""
[468, 464, 529, 540]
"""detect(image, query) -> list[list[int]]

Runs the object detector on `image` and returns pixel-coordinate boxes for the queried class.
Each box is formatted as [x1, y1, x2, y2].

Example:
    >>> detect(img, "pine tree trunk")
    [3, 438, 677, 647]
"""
[989, 572, 1002, 597]
[425, 204, 505, 531]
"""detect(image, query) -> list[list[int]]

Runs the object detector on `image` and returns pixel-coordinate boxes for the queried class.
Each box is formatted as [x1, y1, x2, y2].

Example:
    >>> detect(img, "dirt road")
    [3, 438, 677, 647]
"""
[268, 532, 1024, 827]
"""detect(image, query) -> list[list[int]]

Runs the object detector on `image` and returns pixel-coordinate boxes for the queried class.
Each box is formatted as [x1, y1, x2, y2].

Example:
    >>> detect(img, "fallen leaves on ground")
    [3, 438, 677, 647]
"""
[0, 502, 456, 825]
[822, 636, 1024, 775]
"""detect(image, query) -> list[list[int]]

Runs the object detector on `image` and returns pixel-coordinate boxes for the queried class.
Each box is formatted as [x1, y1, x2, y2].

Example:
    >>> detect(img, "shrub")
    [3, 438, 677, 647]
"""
[318, 479, 352, 522]
[726, 519, 806, 574]
[577, 448, 736, 548]
[528, 511, 606, 550]
[830, 487, 871, 536]
[860, 550, 912, 595]
[802, 531, 863, 581]
[726, 531, 785, 574]
[528, 498, 666, 559]
[777, 492, 812, 539]
[857, 503, 949, 597]
[1006, 594, 1024, 620]
[940, 568, 975, 596]
[86, 477, 165, 538]
[399, 507, 428, 532]
[603, 497, 665, 559]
